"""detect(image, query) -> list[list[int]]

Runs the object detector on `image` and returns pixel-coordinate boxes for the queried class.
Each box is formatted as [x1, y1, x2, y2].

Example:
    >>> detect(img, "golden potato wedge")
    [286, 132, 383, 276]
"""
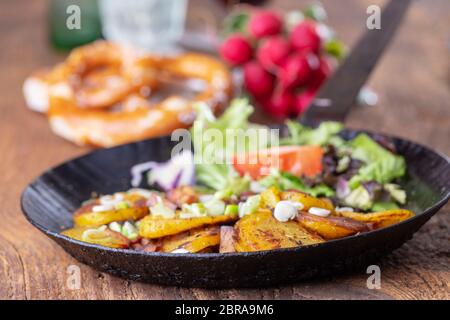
[336, 209, 414, 229]
[235, 210, 324, 252]
[138, 213, 238, 239]
[219, 226, 237, 253]
[159, 226, 220, 253]
[260, 186, 281, 209]
[281, 190, 334, 211]
[297, 212, 370, 240]
[74, 193, 149, 227]
[62, 226, 130, 248]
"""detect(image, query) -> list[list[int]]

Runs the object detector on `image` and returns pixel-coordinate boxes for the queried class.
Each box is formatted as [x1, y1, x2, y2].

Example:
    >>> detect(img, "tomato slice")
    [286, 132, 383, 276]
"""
[231, 145, 323, 179]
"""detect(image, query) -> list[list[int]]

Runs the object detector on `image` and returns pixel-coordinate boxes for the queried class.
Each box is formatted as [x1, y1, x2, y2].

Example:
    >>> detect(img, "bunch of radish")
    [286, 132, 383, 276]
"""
[219, 6, 344, 119]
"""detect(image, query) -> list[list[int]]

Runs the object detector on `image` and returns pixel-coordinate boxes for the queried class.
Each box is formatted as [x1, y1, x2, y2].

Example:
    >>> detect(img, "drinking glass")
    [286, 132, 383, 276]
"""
[99, 0, 188, 53]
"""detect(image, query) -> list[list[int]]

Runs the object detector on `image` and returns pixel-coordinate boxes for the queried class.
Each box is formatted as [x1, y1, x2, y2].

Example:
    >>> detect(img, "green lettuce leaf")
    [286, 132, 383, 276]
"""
[348, 134, 406, 189]
[191, 98, 272, 193]
[383, 183, 407, 204]
[372, 201, 399, 211]
[258, 170, 335, 197]
[303, 4, 327, 22]
[343, 185, 373, 210]
[222, 12, 249, 37]
[324, 38, 346, 60]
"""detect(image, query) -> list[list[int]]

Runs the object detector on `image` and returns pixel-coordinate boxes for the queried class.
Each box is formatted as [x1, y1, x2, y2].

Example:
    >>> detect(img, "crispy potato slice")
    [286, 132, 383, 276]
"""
[281, 190, 334, 211]
[235, 210, 324, 252]
[336, 209, 414, 229]
[74, 193, 149, 227]
[62, 226, 130, 248]
[159, 226, 220, 253]
[139, 213, 237, 239]
[297, 212, 370, 240]
[219, 226, 237, 253]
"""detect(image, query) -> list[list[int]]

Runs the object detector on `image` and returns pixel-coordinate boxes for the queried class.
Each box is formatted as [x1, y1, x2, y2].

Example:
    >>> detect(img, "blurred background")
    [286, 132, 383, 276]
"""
[1, 0, 448, 153]
[1, 0, 449, 195]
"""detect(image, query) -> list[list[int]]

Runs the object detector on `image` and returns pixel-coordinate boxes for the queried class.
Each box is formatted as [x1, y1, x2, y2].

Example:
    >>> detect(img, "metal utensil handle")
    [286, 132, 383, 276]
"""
[300, 0, 412, 126]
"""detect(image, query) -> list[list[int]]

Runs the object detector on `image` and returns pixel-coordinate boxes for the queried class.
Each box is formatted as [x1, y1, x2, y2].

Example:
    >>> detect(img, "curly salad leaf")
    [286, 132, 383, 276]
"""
[281, 120, 344, 147]
[335, 134, 407, 211]
[258, 170, 334, 197]
[191, 98, 274, 194]
[190, 98, 407, 212]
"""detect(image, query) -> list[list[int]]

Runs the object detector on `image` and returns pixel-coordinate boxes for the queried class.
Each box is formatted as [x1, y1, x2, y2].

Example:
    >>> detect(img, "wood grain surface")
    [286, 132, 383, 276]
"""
[0, 0, 448, 299]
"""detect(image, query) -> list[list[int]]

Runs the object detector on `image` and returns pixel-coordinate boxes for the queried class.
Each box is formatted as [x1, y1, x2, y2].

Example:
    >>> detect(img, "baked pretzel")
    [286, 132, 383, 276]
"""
[23, 41, 233, 147]
[24, 41, 159, 112]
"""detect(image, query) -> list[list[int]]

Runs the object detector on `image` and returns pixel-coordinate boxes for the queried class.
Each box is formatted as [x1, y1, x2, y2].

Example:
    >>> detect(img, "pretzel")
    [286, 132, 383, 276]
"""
[23, 41, 159, 112]
[23, 41, 233, 147]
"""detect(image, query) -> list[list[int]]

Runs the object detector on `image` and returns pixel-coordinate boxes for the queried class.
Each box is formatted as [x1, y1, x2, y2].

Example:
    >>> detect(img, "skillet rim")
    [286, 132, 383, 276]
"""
[20, 128, 450, 258]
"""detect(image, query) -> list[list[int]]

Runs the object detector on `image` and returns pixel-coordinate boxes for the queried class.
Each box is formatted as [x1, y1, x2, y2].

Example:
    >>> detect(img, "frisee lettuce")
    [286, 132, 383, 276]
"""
[258, 170, 335, 197]
[281, 120, 344, 146]
[191, 98, 272, 194]
[343, 185, 373, 210]
[348, 134, 406, 189]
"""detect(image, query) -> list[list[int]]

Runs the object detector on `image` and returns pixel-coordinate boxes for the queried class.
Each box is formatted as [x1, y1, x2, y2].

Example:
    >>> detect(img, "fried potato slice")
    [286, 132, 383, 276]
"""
[235, 210, 324, 252]
[73, 193, 149, 227]
[260, 186, 281, 209]
[297, 212, 370, 240]
[159, 226, 220, 253]
[138, 213, 237, 239]
[281, 190, 334, 211]
[61, 226, 130, 248]
[219, 226, 237, 253]
[336, 209, 414, 229]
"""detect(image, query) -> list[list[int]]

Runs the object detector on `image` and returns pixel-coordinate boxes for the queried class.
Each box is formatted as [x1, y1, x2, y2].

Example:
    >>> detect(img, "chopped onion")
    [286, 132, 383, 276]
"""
[274, 201, 298, 222]
[250, 181, 266, 193]
[199, 194, 214, 203]
[130, 161, 159, 187]
[147, 150, 195, 191]
[336, 178, 350, 199]
[130, 150, 195, 191]
[171, 248, 190, 254]
[335, 207, 354, 213]
[108, 222, 122, 233]
[308, 207, 331, 217]
[92, 204, 115, 212]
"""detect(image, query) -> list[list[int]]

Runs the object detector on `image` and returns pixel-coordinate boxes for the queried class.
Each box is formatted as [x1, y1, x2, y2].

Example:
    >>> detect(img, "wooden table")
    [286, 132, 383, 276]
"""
[0, 0, 448, 300]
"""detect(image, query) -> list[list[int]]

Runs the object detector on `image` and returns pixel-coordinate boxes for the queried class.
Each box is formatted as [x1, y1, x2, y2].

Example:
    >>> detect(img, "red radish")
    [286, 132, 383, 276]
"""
[279, 53, 313, 88]
[290, 21, 321, 54]
[261, 88, 294, 119]
[308, 58, 331, 90]
[219, 34, 253, 66]
[293, 89, 317, 117]
[232, 145, 324, 180]
[249, 10, 283, 39]
[243, 61, 275, 98]
[257, 36, 291, 73]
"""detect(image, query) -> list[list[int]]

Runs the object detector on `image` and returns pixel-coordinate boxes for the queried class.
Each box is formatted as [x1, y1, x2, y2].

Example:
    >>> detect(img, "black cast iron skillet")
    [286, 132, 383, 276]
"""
[22, 0, 448, 288]
[20, 129, 450, 288]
